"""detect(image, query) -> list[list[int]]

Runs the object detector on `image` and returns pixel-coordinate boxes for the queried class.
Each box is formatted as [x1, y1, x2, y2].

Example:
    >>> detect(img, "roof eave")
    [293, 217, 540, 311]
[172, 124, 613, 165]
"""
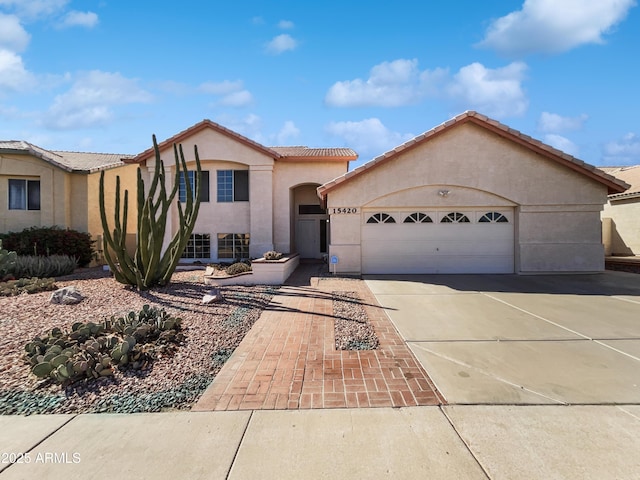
[129, 119, 281, 164]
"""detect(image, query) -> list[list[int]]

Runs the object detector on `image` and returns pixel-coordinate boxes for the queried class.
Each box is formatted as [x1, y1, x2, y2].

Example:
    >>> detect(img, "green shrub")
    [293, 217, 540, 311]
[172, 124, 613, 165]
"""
[24, 305, 184, 386]
[12, 255, 77, 279]
[226, 262, 251, 275]
[0, 226, 94, 266]
[263, 250, 283, 260]
[0, 277, 57, 296]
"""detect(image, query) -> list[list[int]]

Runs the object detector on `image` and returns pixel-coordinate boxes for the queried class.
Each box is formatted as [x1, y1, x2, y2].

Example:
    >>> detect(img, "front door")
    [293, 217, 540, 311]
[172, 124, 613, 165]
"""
[296, 219, 318, 258]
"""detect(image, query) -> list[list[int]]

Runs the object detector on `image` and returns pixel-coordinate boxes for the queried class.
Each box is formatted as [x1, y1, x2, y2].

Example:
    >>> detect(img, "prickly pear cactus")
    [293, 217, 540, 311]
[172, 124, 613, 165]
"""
[0, 240, 17, 277]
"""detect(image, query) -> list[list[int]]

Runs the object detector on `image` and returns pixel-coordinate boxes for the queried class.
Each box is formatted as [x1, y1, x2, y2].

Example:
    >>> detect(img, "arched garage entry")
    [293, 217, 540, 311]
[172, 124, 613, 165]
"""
[360, 186, 516, 274]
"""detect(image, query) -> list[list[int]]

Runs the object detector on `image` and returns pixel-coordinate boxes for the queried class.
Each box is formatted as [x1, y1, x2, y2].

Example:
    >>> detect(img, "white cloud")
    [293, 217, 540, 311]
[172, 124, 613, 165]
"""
[0, 13, 30, 52]
[216, 113, 263, 139]
[446, 62, 528, 117]
[325, 118, 414, 157]
[218, 90, 253, 107]
[278, 20, 294, 29]
[265, 33, 297, 54]
[603, 132, 640, 165]
[275, 120, 300, 144]
[0, 0, 69, 20]
[251, 16, 264, 25]
[0, 48, 36, 93]
[199, 80, 253, 107]
[199, 80, 244, 95]
[538, 112, 588, 133]
[42, 70, 153, 130]
[325, 59, 447, 107]
[544, 134, 580, 156]
[57, 10, 98, 29]
[478, 0, 637, 56]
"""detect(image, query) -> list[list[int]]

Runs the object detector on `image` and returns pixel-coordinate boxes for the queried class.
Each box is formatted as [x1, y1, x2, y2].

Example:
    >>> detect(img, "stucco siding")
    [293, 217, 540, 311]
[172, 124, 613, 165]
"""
[0, 153, 69, 233]
[325, 122, 609, 274]
[602, 199, 640, 255]
[273, 161, 347, 253]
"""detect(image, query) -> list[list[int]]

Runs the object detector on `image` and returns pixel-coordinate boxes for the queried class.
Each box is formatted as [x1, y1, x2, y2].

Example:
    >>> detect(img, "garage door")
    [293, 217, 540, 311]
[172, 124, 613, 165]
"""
[361, 209, 514, 274]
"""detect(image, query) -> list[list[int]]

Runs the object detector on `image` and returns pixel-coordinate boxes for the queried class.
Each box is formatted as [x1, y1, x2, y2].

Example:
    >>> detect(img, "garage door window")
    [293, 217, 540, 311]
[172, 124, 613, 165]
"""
[404, 212, 433, 223]
[479, 212, 508, 223]
[366, 213, 396, 224]
[441, 212, 470, 223]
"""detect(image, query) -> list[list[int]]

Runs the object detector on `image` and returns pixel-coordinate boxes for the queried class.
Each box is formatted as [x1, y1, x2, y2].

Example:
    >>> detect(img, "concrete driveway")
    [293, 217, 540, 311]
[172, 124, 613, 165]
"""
[365, 271, 640, 405]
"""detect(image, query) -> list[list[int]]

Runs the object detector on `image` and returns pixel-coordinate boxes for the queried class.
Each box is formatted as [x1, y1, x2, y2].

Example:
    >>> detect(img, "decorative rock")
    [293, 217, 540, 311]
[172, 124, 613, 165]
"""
[204, 266, 215, 276]
[50, 286, 85, 305]
[202, 288, 223, 305]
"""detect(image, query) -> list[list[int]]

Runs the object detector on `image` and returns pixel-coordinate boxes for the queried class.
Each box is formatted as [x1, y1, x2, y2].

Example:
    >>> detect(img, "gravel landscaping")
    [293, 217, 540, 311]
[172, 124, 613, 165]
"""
[333, 291, 379, 351]
[0, 268, 277, 415]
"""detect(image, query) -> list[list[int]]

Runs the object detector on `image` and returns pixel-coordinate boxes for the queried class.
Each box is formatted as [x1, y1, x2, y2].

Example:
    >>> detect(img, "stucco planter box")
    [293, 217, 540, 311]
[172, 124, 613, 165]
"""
[204, 254, 299, 286]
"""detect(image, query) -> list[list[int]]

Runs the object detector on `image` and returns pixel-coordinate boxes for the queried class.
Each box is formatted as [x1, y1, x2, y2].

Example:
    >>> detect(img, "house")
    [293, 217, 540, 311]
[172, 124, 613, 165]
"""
[126, 120, 357, 262]
[0, 141, 138, 257]
[318, 111, 629, 275]
[600, 165, 640, 255]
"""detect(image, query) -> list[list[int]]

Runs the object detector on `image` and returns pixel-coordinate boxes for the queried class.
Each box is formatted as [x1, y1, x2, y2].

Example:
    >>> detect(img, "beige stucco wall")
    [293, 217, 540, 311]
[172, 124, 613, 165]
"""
[139, 128, 348, 261]
[273, 161, 348, 254]
[326, 123, 608, 274]
[87, 164, 140, 260]
[0, 153, 73, 233]
[602, 198, 640, 255]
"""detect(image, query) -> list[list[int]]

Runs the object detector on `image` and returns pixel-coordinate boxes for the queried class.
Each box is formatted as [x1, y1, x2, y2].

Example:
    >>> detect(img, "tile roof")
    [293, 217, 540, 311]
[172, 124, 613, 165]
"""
[600, 165, 640, 199]
[128, 120, 358, 164]
[318, 111, 630, 198]
[0, 141, 131, 172]
[270, 146, 358, 161]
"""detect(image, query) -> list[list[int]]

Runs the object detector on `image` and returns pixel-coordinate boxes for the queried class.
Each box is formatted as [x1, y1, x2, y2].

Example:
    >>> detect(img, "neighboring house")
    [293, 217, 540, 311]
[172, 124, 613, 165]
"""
[600, 165, 640, 255]
[318, 111, 629, 275]
[126, 119, 357, 262]
[0, 141, 138, 258]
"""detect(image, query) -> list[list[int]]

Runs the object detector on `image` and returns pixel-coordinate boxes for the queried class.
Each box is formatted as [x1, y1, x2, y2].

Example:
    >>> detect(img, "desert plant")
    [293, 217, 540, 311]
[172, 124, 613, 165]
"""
[0, 227, 94, 266]
[226, 262, 252, 275]
[0, 240, 17, 277]
[263, 250, 283, 260]
[0, 277, 57, 296]
[12, 255, 77, 279]
[24, 305, 184, 385]
[99, 136, 202, 290]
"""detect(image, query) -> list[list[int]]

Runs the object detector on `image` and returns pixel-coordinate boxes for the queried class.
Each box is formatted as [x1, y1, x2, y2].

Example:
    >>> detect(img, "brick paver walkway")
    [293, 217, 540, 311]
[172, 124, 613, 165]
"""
[193, 264, 444, 411]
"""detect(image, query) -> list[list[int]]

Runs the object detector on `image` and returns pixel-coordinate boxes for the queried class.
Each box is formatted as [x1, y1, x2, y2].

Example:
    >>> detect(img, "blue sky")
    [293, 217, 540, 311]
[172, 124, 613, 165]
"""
[1, 0, 639, 168]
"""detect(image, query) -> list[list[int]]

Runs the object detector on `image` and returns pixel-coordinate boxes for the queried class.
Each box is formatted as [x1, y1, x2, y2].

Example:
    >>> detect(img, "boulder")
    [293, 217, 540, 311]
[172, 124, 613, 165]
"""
[202, 287, 223, 305]
[50, 286, 85, 305]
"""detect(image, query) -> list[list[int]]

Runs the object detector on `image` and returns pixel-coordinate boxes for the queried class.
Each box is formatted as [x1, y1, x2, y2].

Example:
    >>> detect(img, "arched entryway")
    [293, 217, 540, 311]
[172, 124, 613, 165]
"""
[291, 184, 328, 259]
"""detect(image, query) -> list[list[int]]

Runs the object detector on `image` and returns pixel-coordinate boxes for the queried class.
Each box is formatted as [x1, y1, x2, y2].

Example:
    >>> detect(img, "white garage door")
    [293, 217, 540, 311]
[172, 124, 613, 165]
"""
[361, 209, 514, 274]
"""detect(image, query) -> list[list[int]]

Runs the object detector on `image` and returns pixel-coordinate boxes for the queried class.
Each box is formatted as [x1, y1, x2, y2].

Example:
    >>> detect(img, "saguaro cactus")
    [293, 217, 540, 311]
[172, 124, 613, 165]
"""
[99, 135, 202, 290]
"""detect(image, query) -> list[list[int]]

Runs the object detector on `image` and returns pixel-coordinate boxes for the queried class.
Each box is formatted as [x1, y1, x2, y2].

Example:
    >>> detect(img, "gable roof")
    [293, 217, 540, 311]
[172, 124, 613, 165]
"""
[600, 165, 640, 200]
[318, 111, 629, 198]
[0, 141, 132, 173]
[128, 119, 358, 164]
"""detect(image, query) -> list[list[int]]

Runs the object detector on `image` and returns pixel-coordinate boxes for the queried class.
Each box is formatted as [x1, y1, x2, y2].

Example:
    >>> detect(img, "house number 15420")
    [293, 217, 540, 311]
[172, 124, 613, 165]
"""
[331, 207, 358, 214]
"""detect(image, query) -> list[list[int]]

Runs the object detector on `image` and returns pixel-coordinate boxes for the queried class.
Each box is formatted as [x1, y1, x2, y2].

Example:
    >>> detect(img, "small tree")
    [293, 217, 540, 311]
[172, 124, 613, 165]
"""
[99, 135, 202, 290]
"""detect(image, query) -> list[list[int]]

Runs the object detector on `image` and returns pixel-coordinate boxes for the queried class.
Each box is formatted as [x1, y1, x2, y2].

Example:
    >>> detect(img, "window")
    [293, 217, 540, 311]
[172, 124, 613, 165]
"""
[479, 212, 508, 223]
[217, 233, 250, 259]
[441, 212, 470, 223]
[181, 234, 211, 259]
[404, 212, 433, 223]
[217, 170, 248, 202]
[8, 179, 40, 210]
[178, 171, 209, 203]
[299, 204, 326, 215]
[366, 213, 396, 224]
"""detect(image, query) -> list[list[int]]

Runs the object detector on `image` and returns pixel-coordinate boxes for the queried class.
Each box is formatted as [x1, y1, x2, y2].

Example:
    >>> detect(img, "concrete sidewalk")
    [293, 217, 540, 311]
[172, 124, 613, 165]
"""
[2, 406, 639, 479]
